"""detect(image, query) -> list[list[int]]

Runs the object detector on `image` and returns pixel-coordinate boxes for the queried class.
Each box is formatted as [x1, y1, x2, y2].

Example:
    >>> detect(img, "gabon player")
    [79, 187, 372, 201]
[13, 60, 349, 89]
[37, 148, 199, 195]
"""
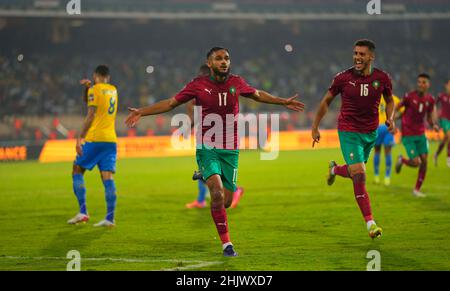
[68, 65, 118, 227]
[126, 47, 304, 256]
[312, 39, 395, 239]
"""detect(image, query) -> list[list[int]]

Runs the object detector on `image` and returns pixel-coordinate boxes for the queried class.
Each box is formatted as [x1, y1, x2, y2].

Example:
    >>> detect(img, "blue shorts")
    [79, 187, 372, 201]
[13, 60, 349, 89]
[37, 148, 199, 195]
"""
[375, 124, 395, 147]
[74, 142, 117, 172]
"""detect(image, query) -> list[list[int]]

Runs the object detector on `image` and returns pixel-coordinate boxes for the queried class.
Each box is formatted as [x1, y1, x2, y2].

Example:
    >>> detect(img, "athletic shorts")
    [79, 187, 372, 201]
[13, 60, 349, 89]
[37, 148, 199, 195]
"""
[375, 124, 395, 147]
[196, 145, 239, 192]
[402, 135, 428, 160]
[338, 130, 378, 165]
[74, 142, 117, 172]
[440, 118, 450, 133]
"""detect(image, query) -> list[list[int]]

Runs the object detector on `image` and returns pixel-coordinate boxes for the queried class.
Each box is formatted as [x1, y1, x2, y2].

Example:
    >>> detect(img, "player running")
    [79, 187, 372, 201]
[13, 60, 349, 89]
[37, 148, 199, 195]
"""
[185, 64, 245, 209]
[433, 80, 450, 167]
[373, 94, 402, 186]
[68, 65, 118, 227]
[395, 74, 439, 197]
[126, 47, 304, 256]
[311, 39, 395, 239]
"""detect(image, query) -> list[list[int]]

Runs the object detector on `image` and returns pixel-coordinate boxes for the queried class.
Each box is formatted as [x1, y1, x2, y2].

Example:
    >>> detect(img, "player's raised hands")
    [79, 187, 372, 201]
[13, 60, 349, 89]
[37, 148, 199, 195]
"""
[79, 79, 92, 88]
[125, 107, 142, 128]
[284, 94, 305, 112]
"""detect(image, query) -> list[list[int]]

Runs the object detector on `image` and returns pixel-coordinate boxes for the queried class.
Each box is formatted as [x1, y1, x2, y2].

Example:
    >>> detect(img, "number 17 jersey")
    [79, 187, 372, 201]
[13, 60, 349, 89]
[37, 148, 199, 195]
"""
[174, 74, 256, 150]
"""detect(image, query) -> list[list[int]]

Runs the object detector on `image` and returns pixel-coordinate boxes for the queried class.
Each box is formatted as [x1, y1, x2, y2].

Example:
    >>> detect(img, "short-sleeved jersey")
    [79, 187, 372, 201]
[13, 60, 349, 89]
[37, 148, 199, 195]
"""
[399, 91, 435, 136]
[328, 67, 393, 133]
[379, 94, 401, 125]
[436, 93, 450, 120]
[174, 75, 256, 150]
[85, 83, 118, 143]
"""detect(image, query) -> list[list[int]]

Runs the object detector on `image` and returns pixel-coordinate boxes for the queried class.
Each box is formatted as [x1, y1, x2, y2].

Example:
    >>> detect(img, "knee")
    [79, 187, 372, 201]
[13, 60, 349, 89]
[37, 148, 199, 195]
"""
[210, 187, 224, 210]
[349, 165, 365, 178]
[412, 158, 421, 167]
[72, 164, 83, 175]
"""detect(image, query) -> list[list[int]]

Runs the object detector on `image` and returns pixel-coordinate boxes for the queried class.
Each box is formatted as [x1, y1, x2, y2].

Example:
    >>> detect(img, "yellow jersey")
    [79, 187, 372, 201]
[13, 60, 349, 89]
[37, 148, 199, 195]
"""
[85, 83, 118, 143]
[379, 95, 401, 125]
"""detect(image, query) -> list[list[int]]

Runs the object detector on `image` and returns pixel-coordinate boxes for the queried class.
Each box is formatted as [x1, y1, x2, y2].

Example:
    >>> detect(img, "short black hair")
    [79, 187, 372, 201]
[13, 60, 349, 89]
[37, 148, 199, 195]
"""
[354, 39, 376, 51]
[206, 47, 229, 59]
[198, 64, 210, 76]
[417, 73, 431, 80]
[95, 65, 110, 77]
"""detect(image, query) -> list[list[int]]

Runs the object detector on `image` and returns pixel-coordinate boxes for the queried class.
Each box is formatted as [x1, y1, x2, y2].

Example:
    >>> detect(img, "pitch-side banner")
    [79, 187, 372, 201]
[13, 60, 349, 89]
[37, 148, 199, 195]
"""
[37, 130, 443, 163]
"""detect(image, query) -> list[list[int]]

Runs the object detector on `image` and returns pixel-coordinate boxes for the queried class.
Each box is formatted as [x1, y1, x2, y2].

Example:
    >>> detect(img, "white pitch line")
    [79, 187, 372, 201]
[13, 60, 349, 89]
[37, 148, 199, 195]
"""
[0, 256, 223, 271]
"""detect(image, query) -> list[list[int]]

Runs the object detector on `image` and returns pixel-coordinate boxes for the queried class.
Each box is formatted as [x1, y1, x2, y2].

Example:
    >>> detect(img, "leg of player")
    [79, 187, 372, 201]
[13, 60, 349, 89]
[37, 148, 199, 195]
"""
[68, 164, 89, 224]
[373, 145, 381, 184]
[384, 146, 393, 186]
[327, 161, 350, 185]
[446, 131, 450, 167]
[230, 186, 244, 209]
[395, 155, 420, 173]
[186, 180, 208, 209]
[434, 137, 446, 167]
[205, 174, 237, 257]
[348, 163, 382, 239]
[413, 154, 428, 198]
[94, 171, 117, 227]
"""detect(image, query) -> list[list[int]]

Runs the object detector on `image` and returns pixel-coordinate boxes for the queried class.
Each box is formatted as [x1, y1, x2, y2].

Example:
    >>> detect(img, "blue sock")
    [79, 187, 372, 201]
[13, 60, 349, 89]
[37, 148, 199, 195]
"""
[385, 153, 392, 178]
[374, 152, 380, 176]
[103, 179, 117, 222]
[197, 180, 207, 203]
[72, 174, 87, 215]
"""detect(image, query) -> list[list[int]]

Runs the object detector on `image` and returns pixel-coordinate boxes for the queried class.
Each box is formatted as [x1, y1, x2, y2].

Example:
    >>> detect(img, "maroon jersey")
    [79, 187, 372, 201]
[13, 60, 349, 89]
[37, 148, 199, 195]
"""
[328, 67, 393, 133]
[174, 74, 256, 149]
[437, 93, 450, 120]
[400, 91, 435, 136]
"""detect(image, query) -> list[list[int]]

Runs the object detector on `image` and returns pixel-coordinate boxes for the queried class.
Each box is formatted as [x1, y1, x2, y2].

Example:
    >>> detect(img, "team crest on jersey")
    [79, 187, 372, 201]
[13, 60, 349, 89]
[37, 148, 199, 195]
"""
[88, 94, 94, 102]
[229, 86, 236, 95]
[372, 80, 380, 89]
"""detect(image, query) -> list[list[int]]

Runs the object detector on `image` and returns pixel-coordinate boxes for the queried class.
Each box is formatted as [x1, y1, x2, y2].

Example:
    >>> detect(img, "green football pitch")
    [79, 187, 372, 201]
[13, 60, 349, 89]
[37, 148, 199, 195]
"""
[0, 144, 449, 270]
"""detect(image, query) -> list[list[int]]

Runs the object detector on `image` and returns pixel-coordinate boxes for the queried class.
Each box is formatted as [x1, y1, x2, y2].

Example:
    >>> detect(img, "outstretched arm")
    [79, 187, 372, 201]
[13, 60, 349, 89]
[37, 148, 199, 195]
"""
[311, 91, 336, 147]
[80, 79, 92, 103]
[125, 97, 183, 127]
[243, 90, 304, 112]
[76, 106, 96, 156]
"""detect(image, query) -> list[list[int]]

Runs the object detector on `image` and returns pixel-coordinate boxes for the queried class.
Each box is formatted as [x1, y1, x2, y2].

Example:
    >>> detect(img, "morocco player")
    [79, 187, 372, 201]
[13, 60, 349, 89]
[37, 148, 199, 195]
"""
[311, 39, 395, 239]
[395, 74, 439, 197]
[434, 80, 450, 167]
[126, 47, 304, 256]
[68, 65, 118, 227]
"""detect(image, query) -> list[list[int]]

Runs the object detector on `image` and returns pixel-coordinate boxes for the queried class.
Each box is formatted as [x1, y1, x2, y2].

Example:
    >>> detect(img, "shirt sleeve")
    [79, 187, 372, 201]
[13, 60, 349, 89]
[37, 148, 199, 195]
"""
[239, 77, 257, 97]
[174, 80, 197, 103]
[328, 74, 344, 97]
[87, 87, 98, 107]
[382, 73, 393, 97]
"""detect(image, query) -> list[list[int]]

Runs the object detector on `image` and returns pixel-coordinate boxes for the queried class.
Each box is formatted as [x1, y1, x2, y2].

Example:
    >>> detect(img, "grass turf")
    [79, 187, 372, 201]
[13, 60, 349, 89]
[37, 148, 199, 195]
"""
[0, 144, 449, 270]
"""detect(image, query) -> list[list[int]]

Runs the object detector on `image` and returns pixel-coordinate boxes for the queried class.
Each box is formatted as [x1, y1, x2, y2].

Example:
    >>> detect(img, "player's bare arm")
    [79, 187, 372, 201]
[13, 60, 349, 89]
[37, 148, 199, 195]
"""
[383, 94, 396, 133]
[125, 97, 183, 128]
[243, 90, 304, 112]
[311, 90, 336, 147]
[429, 106, 440, 132]
[76, 106, 96, 156]
[80, 79, 92, 103]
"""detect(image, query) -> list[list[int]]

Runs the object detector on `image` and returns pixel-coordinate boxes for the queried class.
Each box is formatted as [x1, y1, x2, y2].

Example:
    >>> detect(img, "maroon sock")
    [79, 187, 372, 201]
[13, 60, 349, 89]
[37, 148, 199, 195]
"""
[352, 173, 373, 222]
[211, 207, 230, 244]
[447, 142, 450, 158]
[415, 167, 427, 191]
[334, 164, 350, 178]
[436, 141, 446, 156]
[402, 157, 418, 168]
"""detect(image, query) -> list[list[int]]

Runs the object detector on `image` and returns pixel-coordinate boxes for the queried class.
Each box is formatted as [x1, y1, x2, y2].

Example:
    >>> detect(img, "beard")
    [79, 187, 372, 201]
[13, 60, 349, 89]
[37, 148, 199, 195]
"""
[212, 66, 230, 78]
